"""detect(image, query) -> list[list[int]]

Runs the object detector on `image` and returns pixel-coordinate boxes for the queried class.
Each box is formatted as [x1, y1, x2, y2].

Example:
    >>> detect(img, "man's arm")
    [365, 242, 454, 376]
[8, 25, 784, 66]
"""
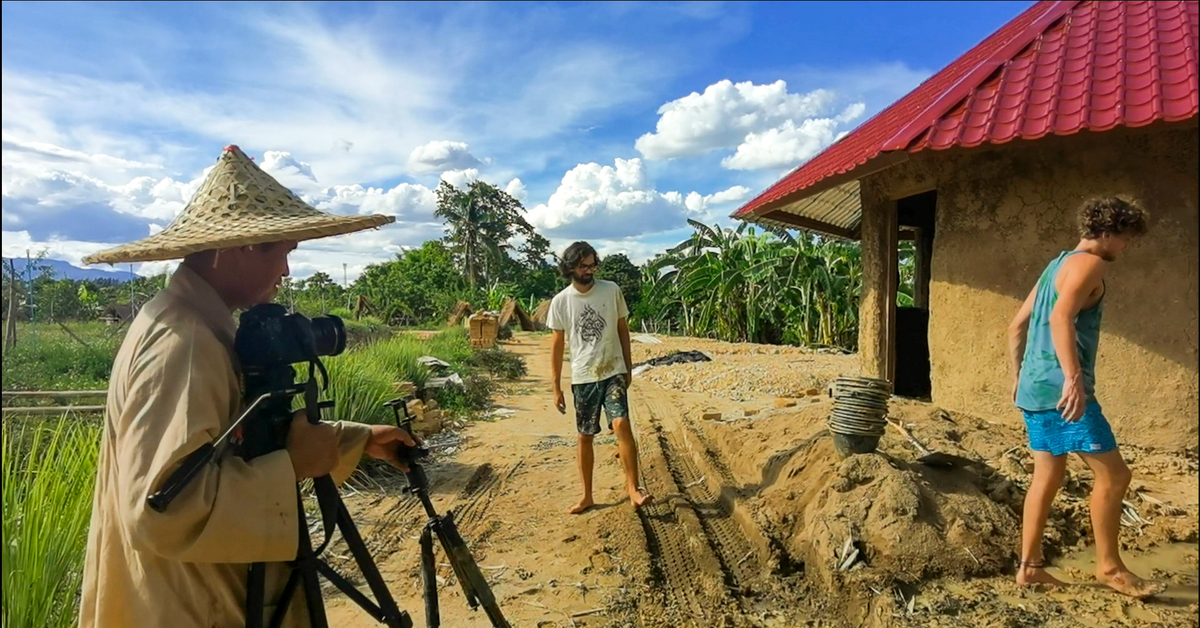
[1049, 254, 1105, 418]
[551, 330, 566, 394]
[1008, 285, 1038, 385]
[116, 322, 301, 563]
[618, 318, 633, 377]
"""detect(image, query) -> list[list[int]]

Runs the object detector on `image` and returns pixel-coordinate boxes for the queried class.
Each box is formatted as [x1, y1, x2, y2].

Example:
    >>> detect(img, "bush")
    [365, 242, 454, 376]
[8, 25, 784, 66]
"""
[435, 374, 493, 415]
[468, 348, 527, 380]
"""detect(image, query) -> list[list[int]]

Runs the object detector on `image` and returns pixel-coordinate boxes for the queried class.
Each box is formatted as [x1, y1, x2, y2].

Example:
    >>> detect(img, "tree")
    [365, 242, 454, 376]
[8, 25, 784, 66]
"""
[434, 180, 548, 289]
[352, 241, 469, 325]
[597, 253, 642, 312]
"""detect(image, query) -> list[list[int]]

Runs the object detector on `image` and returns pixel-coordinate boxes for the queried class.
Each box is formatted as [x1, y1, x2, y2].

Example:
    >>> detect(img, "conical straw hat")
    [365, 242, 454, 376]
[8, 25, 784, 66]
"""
[83, 145, 395, 265]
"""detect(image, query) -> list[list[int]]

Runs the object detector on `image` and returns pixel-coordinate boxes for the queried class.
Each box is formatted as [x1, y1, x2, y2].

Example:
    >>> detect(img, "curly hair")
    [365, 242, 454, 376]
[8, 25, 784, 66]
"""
[1077, 196, 1149, 240]
[558, 241, 600, 278]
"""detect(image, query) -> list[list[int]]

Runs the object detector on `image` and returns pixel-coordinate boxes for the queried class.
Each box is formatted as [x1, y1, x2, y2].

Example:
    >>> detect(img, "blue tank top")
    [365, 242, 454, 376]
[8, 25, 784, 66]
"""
[1015, 251, 1104, 411]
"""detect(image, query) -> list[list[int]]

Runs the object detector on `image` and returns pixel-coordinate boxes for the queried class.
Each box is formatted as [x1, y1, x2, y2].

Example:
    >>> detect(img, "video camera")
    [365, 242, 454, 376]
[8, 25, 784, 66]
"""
[231, 303, 347, 461]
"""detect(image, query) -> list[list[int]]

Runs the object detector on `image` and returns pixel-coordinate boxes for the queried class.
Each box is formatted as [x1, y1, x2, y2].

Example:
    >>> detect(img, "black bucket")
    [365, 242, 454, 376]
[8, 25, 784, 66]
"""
[827, 375, 892, 457]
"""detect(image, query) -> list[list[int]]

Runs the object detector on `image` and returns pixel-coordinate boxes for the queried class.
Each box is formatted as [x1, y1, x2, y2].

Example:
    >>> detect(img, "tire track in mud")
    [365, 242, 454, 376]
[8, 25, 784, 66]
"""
[623, 396, 763, 626]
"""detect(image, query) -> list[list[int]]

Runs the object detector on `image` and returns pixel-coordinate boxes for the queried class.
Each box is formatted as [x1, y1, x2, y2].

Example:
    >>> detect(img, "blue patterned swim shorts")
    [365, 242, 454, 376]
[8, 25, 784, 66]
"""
[1021, 400, 1118, 456]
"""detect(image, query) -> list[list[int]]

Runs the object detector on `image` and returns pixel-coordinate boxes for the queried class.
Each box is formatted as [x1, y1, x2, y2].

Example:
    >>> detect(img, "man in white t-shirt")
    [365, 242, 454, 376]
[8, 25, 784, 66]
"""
[547, 242, 653, 514]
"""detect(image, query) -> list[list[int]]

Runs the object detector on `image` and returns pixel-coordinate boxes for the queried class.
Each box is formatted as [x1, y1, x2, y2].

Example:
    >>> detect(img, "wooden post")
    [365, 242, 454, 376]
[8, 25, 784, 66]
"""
[4, 260, 17, 350]
[859, 198, 898, 382]
[914, 227, 932, 309]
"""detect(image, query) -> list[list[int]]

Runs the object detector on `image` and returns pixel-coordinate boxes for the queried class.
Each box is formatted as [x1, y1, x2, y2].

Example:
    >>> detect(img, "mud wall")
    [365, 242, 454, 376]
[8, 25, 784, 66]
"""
[864, 123, 1199, 451]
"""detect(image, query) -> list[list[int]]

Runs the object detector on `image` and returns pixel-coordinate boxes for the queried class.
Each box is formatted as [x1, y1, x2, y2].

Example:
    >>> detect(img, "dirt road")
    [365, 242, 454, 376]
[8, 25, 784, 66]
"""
[326, 333, 1199, 628]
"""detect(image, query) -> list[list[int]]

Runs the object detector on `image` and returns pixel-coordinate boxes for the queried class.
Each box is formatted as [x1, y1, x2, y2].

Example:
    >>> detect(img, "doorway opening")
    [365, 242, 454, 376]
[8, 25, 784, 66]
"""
[893, 190, 936, 399]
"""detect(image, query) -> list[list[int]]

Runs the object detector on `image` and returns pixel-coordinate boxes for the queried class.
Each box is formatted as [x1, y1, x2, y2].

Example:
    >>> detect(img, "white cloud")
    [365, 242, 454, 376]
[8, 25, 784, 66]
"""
[309, 182, 436, 220]
[636, 80, 834, 159]
[504, 178, 528, 203]
[634, 79, 866, 171]
[260, 151, 319, 191]
[527, 158, 729, 239]
[683, 185, 752, 213]
[1, 230, 116, 267]
[407, 141, 484, 175]
[440, 168, 480, 189]
[2, 136, 164, 172]
[721, 118, 834, 171]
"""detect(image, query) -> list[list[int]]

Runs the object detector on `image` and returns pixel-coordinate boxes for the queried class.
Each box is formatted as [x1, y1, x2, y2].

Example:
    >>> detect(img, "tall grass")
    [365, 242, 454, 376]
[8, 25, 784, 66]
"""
[315, 327, 477, 425]
[3, 416, 102, 628]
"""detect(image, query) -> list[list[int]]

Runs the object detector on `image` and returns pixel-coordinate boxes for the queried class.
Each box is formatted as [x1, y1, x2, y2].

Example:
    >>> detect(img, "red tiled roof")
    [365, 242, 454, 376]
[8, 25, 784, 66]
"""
[734, 0, 1200, 221]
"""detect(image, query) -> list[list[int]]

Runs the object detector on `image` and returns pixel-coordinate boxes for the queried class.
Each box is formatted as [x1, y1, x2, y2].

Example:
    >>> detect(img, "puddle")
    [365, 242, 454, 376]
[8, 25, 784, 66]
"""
[1048, 542, 1199, 607]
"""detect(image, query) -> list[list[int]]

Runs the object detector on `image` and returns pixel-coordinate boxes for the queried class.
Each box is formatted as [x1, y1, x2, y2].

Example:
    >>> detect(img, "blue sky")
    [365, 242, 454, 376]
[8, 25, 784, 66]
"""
[2, 0, 1034, 279]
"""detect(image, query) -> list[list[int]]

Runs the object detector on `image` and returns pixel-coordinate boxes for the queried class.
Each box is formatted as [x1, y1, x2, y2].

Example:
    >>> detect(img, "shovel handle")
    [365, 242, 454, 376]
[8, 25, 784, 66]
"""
[886, 417, 933, 457]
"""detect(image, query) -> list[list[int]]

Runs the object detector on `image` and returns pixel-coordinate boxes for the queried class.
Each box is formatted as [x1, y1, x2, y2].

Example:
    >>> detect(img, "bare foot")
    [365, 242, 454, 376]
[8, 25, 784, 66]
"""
[567, 497, 594, 515]
[1097, 569, 1167, 599]
[1016, 564, 1067, 588]
[628, 486, 653, 508]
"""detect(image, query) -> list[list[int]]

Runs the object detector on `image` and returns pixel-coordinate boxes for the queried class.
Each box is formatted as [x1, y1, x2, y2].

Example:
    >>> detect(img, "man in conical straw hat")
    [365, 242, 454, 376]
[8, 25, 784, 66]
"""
[78, 145, 415, 627]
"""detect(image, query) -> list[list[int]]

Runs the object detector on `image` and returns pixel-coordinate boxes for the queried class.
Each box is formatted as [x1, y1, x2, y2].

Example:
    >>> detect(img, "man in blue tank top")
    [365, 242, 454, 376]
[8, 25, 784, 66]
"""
[1007, 196, 1163, 599]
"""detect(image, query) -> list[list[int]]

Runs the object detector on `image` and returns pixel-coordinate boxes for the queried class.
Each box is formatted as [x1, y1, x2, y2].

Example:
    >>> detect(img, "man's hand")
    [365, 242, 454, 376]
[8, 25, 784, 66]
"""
[364, 425, 421, 472]
[286, 410, 339, 480]
[1057, 372, 1087, 422]
[554, 388, 566, 414]
[1012, 378, 1020, 403]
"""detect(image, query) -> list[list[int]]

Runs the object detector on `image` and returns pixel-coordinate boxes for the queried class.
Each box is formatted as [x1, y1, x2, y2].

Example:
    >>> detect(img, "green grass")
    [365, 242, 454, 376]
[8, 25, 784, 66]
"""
[3, 416, 102, 628]
[0, 325, 522, 625]
[2, 323, 121, 392]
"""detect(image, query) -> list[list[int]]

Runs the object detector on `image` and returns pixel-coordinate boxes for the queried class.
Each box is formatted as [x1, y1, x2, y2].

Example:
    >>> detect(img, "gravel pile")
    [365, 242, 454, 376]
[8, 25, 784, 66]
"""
[629, 334, 857, 401]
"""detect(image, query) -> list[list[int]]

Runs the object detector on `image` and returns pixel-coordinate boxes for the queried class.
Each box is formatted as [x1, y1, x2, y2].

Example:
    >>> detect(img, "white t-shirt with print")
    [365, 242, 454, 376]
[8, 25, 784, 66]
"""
[546, 279, 630, 386]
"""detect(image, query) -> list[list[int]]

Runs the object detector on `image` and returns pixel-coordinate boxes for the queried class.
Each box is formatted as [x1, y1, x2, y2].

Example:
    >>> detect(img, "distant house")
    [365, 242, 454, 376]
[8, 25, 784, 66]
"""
[733, 0, 1198, 451]
[100, 303, 139, 324]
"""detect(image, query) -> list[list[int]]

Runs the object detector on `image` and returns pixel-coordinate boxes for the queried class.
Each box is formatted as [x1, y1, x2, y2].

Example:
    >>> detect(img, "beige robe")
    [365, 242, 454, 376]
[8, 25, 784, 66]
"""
[80, 265, 372, 628]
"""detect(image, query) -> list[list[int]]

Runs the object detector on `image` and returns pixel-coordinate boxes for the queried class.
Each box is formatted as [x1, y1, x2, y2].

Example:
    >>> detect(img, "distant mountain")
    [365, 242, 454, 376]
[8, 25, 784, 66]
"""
[2, 257, 138, 283]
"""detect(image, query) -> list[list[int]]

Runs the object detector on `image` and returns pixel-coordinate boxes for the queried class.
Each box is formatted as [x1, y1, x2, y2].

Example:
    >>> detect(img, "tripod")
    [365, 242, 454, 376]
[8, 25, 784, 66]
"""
[148, 385, 413, 628]
[385, 398, 511, 628]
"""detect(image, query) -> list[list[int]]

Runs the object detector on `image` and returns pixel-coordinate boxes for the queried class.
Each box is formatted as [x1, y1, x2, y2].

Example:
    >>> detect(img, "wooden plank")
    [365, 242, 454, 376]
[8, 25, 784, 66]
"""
[757, 210, 859, 240]
[3, 405, 105, 416]
[3, 390, 108, 398]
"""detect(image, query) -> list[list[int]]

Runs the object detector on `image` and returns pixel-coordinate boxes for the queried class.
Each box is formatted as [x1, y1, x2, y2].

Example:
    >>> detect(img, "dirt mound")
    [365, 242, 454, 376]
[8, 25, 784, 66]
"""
[756, 433, 1019, 589]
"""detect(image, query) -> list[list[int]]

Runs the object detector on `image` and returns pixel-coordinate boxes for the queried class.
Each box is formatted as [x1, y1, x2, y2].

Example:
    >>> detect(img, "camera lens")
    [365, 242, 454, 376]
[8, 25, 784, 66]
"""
[310, 315, 347, 357]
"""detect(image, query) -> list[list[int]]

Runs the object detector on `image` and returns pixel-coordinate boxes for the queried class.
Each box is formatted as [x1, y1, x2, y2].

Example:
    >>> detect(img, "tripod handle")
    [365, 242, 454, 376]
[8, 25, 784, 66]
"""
[147, 443, 216, 512]
[384, 397, 431, 466]
[146, 387, 299, 513]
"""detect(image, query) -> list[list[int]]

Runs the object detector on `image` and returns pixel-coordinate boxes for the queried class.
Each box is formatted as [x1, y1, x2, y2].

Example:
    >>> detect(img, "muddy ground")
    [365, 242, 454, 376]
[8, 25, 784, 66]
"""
[326, 333, 1199, 627]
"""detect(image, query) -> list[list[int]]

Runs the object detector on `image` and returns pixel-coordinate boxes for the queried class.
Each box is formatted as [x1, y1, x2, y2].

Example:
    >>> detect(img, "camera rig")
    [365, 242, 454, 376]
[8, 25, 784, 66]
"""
[146, 303, 508, 628]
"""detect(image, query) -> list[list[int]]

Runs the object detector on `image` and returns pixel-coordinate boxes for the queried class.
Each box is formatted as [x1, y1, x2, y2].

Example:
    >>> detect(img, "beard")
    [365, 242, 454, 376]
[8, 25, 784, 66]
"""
[574, 273, 595, 285]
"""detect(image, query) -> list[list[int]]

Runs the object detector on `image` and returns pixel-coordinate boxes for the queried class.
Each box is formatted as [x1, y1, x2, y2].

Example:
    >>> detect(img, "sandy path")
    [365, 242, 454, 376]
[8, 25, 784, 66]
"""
[325, 333, 652, 627]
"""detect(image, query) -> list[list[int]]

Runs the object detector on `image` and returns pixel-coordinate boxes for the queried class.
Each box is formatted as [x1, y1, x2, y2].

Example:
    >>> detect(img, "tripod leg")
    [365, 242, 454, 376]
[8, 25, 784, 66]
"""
[434, 513, 511, 628]
[420, 526, 440, 628]
[333, 501, 411, 627]
[294, 491, 330, 628]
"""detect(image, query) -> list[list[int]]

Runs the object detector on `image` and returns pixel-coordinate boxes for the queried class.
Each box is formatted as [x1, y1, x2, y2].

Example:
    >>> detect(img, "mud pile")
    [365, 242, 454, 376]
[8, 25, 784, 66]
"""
[755, 434, 1019, 588]
[689, 397, 1199, 597]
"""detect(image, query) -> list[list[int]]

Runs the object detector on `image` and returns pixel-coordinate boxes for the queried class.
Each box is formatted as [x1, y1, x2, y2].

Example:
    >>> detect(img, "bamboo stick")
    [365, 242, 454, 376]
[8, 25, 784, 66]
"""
[3, 405, 105, 416]
[3, 390, 108, 398]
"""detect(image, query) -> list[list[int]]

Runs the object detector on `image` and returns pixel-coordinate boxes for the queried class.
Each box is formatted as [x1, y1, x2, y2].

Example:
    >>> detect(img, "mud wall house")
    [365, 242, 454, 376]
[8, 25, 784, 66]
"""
[100, 303, 138, 324]
[733, 0, 1199, 450]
